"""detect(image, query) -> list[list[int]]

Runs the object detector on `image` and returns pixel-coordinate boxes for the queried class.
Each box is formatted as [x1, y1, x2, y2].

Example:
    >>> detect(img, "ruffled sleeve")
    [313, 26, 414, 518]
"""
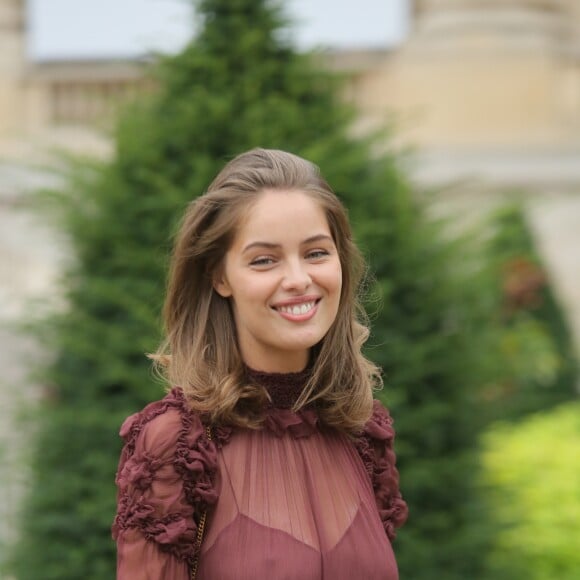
[112, 388, 219, 580]
[354, 400, 408, 541]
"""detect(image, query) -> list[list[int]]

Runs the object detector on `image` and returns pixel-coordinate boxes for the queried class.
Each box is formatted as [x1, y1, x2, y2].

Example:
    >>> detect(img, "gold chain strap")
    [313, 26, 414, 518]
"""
[190, 425, 213, 580]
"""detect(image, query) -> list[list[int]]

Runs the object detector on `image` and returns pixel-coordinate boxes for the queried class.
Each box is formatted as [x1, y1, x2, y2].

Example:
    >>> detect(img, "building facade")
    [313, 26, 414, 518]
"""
[1, 1, 580, 179]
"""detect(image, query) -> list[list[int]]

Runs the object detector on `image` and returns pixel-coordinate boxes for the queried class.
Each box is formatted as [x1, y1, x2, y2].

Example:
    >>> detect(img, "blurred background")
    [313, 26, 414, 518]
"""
[1, 0, 579, 578]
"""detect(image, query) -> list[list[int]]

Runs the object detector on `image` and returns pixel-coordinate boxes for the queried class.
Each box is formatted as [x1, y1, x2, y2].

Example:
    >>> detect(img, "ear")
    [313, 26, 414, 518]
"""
[213, 273, 232, 298]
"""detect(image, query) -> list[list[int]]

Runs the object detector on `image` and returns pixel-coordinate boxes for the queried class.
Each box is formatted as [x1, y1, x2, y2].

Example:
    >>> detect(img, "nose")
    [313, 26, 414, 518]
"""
[281, 259, 312, 292]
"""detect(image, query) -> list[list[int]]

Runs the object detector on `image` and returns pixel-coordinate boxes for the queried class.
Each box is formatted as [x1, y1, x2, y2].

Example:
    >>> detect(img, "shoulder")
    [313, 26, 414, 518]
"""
[362, 399, 396, 442]
[118, 388, 199, 460]
[354, 399, 398, 479]
[113, 388, 221, 560]
[355, 399, 408, 540]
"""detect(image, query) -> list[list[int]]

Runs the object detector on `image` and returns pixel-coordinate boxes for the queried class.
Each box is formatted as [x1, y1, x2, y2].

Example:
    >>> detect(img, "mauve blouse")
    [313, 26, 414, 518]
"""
[112, 369, 408, 579]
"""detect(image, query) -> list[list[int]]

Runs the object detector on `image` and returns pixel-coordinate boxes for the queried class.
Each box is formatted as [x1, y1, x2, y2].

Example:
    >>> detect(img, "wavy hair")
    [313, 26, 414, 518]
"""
[152, 148, 382, 433]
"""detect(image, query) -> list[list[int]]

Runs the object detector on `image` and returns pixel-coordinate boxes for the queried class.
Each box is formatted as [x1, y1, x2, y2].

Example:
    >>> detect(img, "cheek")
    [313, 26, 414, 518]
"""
[330, 262, 343, 298]
[231, 272, 278, 306]
[318, 262, 343, 308]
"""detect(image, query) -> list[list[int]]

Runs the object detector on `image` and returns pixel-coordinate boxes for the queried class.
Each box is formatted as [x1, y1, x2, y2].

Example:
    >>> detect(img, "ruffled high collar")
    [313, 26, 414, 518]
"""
[245, 366, 310, 410]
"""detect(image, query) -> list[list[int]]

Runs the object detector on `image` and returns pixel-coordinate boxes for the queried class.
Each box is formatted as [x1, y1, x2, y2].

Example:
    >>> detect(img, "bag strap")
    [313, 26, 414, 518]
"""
[190, 424, 213, 580]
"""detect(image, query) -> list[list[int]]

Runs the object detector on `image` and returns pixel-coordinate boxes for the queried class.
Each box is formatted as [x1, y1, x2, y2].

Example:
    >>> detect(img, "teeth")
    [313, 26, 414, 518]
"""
[277, 301, 315, 315]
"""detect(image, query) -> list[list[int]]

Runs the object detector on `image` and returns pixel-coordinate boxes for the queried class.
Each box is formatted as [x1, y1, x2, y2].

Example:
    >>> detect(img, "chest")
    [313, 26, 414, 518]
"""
[199, 429, 398, 580]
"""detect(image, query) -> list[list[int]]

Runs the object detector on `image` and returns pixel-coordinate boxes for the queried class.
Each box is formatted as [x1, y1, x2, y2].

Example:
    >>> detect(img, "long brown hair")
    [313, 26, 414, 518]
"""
[153, 148, 382, 433]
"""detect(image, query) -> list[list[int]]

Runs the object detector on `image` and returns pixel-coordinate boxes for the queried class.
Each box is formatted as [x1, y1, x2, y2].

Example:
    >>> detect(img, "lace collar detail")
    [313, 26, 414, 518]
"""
[245, 366, 311, 410]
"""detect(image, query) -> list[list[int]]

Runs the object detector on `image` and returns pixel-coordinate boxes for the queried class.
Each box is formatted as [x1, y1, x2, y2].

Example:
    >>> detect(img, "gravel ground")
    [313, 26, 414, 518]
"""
[0, 172, 65, 570]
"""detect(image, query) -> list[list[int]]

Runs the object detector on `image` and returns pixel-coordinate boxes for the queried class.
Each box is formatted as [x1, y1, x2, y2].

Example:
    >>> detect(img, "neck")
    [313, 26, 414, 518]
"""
[240, 351, 309, 374]
[244, 365, 311, 409]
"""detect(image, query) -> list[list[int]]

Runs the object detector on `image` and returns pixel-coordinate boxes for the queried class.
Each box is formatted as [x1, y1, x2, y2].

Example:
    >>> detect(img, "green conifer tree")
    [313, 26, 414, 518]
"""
[12, 1, 499, 578]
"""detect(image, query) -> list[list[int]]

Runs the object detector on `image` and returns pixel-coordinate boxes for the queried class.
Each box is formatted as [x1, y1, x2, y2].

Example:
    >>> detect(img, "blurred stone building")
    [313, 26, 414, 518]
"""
[2, 1, 580, 181]
[331, 0, 580, 188]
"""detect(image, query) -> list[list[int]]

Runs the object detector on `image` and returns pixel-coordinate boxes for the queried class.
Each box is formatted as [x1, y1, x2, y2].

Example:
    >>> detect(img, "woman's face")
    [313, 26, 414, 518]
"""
[214, 189, 342, 373]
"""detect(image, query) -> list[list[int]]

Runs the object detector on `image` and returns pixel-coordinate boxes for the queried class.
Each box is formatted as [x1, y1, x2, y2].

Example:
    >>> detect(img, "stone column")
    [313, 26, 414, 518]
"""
[411, 0, 571, 53]
[0, 0, 27, 135]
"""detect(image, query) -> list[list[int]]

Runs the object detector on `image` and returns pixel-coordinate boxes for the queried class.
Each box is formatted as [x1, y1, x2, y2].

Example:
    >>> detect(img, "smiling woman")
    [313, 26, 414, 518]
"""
[112, 148, 408, 580]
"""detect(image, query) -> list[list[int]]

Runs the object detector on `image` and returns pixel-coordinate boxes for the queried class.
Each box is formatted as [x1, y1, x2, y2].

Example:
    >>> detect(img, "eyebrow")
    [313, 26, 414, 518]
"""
[242, 234, 334, 253]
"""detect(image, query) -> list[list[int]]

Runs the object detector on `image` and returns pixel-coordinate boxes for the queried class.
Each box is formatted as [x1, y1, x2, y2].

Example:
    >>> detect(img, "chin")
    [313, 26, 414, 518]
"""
[283, 336, 324, 352]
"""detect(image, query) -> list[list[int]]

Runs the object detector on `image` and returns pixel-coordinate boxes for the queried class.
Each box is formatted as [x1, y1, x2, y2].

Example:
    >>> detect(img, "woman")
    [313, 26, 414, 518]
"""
[112, 148, 408, 579]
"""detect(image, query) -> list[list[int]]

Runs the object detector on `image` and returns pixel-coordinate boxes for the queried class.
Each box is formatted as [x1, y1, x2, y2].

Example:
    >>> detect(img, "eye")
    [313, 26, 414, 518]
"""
[250, 256, 276, 267]
[306, 249, 330, 260]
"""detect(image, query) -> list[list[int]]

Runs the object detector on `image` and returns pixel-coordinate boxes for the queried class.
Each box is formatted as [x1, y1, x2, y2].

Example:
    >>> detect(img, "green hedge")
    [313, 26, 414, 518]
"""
[482, 402, 580, 579]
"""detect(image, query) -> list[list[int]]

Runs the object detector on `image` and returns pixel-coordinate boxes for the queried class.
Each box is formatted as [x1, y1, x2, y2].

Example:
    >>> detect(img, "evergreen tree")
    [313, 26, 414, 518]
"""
[12, 1, 502, 578]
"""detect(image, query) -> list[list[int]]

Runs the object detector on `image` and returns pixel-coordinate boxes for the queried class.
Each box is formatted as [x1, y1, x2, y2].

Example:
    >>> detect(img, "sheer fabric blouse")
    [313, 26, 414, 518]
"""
[113, 370, 408, 579]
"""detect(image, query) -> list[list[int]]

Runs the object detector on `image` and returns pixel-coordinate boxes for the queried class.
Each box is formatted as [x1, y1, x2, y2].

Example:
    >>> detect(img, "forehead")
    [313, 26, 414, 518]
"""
[234, 189, 332, 244]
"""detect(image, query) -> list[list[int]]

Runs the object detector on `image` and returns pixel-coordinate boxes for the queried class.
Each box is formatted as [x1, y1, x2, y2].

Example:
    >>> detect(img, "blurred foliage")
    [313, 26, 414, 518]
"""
[481, 402, 580, 579]
[8, 1, 578, 579]
[359, 201, 501, 578]
[479, 204, 578, 420]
